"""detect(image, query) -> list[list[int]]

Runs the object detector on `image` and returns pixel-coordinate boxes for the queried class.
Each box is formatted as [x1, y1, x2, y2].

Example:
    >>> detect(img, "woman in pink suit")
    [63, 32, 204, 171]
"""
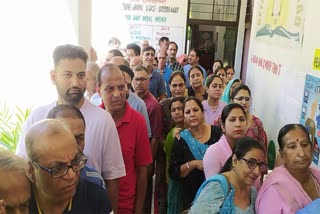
[256, 124, 320, 214]
[203, 103, 247, 179]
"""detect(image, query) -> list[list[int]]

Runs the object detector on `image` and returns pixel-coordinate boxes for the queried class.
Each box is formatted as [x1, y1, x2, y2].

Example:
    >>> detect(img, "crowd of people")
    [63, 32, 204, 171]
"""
[0, 36, 319, 214]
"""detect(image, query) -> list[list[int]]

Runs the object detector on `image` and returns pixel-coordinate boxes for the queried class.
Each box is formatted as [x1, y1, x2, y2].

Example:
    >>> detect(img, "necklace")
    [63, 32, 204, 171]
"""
[193, 125, 207, 139]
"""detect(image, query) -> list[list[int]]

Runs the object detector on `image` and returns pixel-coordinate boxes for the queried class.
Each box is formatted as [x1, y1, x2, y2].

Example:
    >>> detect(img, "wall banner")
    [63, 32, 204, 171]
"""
[300, 74, 320, 166]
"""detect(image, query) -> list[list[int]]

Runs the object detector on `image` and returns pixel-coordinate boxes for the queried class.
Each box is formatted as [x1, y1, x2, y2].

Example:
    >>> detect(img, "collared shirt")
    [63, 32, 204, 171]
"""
[149, 70, 167, 99]
[166, 58, 184, 72]
[156, 66, 173, 97]
[142, 92, 163, 139]
[100, 101, 152, 212]
[127, 91, 152, 138]
[15, 98, 126, 180]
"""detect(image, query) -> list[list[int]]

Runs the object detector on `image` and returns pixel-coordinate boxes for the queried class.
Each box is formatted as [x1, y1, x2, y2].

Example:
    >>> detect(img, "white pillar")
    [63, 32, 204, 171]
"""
[66, 0, 92, 53]
[234, 0, 247, 77]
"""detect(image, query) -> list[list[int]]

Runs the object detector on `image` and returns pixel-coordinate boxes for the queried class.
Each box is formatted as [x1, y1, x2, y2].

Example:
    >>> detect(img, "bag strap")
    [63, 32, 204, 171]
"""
[194, 174, 230, 201]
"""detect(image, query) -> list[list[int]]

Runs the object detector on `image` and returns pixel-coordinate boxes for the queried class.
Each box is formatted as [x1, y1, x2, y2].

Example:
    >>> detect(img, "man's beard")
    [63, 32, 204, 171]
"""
[64, 87, 84, 104]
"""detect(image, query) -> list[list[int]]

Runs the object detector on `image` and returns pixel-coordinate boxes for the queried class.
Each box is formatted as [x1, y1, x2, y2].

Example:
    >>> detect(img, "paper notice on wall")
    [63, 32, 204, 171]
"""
[120, 0, 188, 54]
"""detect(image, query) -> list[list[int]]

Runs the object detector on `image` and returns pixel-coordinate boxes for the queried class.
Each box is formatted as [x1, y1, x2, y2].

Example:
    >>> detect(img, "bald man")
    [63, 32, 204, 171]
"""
[85, 62, 100, 100]
[109, 56, 130, 67]
[25, 119, 112, 213]
[130, 56, 142, 71]
[108, 58, 152, 139]
[140, 40, 149, 51]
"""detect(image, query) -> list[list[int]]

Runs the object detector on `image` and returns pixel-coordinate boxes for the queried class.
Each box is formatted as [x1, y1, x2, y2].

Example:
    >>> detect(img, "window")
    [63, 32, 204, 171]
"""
[189, 0, 239, 22]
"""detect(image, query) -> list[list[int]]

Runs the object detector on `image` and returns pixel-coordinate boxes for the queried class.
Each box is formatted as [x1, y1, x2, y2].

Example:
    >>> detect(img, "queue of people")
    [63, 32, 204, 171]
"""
[0, 36, 319, 214]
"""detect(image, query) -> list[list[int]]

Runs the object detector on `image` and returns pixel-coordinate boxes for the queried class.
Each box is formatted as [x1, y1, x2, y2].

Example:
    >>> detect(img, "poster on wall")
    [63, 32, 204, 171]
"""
[300, 74, 320, 166]
[120, 0, 188, 54]
[254, 0, 305, 49]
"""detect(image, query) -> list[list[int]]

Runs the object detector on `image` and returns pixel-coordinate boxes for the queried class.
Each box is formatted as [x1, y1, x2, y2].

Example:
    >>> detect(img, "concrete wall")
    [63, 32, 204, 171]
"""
[246, 0, 320, 167]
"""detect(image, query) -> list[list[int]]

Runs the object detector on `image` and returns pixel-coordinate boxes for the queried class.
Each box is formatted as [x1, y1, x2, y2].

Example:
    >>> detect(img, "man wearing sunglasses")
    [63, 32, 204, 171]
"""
[25, 119, 112, 213]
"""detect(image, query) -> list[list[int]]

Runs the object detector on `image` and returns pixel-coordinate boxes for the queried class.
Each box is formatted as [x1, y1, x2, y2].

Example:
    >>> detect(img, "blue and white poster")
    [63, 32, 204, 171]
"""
[300, 74, 320, 166]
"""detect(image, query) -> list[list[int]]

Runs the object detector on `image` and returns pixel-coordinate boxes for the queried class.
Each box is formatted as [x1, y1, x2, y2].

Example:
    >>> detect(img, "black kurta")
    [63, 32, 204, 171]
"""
[169, 125, 222, 209]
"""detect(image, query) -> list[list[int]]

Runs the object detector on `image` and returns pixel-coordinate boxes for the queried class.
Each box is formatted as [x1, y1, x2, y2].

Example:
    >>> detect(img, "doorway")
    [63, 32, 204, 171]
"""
[186, 0, 241, 74]
[187, 23, 238, 74]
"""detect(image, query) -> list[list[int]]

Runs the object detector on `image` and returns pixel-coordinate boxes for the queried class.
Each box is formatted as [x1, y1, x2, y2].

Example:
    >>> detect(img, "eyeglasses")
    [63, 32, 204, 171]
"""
[240, 157, 267, 171]
[32, 151, 87, 178]
[171, 83, 185, 88]
[133, 77, 149, 83]
[234, 96, 252, 102]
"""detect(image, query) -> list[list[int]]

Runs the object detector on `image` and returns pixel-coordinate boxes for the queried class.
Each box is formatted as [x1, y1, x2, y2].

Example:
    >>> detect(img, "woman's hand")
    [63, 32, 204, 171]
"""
[173, 127, 182, 140]
[180, 160, 204, 177]
[190, 160, 204, 171]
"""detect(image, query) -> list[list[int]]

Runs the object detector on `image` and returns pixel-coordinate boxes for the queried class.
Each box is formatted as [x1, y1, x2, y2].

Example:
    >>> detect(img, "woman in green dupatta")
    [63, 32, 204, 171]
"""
[169, 97, 222, 211]
[164, 96, 185, 214]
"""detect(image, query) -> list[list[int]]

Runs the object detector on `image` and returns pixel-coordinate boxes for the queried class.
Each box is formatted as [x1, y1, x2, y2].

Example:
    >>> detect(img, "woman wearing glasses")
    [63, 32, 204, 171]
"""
[190, 137, 267, 213]
[202, 75, 226, 124]
[203, 103, 247, 179]
[160, 72, 187, 135]
[220, 78, 242, 104]
[256, 124, 320, 213]
[231, 84, 268, 152]
[169, 97, 222, 211]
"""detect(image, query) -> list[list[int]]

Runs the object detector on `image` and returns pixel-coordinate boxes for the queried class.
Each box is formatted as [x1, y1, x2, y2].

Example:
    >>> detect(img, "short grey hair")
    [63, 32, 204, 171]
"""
[0, 148, 28, 172]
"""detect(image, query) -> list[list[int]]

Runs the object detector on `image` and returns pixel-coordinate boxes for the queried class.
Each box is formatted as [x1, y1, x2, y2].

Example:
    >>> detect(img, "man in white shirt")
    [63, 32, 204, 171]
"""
[15, 44, 125, 213]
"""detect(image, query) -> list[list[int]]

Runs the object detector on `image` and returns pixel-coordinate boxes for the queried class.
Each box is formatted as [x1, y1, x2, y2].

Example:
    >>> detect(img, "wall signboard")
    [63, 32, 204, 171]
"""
[120, 0, 188, 54]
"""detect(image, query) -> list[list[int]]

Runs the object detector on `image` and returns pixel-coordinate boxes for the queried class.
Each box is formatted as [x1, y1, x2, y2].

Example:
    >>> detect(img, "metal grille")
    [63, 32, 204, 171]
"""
[189, 0, 239, 22]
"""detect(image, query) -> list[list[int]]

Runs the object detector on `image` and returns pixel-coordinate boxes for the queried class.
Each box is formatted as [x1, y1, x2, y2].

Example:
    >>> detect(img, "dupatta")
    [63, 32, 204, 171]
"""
[180, 129, 209, 160]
